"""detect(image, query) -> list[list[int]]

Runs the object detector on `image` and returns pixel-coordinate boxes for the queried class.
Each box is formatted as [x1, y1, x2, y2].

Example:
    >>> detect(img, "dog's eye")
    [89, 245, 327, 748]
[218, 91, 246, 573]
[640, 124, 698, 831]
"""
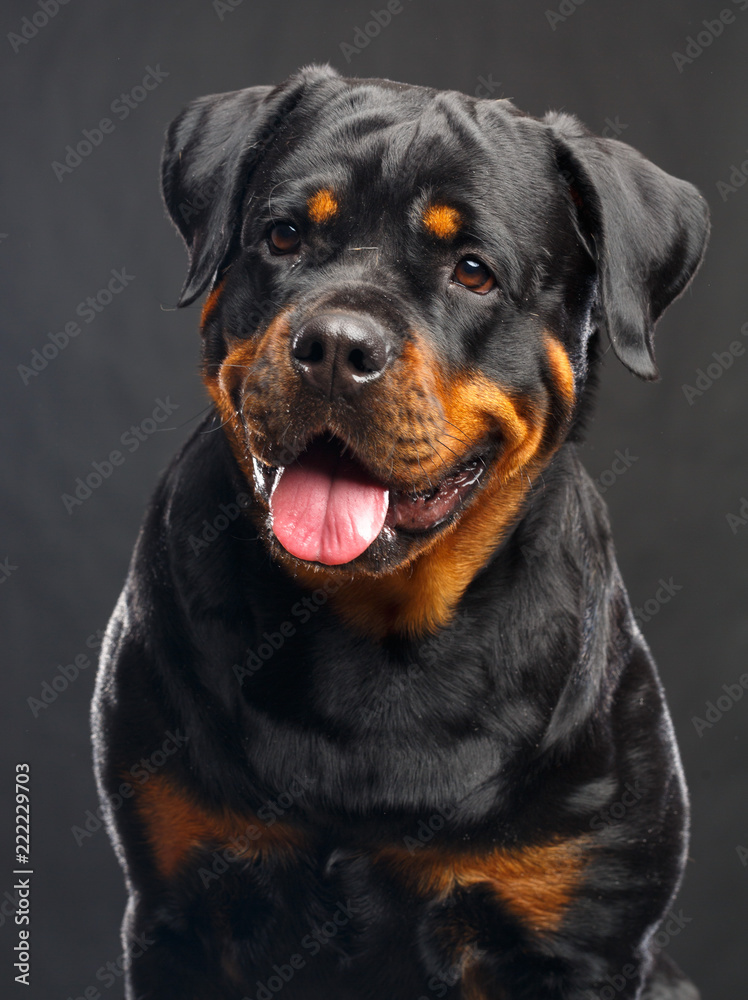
[452, 258, 495, 294]
[268, 222, 301, 255]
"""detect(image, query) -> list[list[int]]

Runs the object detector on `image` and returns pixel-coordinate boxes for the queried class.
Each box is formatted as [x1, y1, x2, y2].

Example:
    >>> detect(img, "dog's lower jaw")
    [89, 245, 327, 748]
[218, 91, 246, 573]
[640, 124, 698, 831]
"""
[251, 461, 536, 639]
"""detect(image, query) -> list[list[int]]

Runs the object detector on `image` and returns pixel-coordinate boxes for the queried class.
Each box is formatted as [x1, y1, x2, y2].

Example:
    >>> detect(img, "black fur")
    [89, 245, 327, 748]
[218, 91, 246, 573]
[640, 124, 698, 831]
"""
[93, 66, 709, 999]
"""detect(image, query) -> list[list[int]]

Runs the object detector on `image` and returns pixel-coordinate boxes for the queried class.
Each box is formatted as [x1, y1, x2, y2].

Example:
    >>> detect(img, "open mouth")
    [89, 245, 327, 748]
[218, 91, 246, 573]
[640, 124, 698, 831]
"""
[252, 436, 487, 567]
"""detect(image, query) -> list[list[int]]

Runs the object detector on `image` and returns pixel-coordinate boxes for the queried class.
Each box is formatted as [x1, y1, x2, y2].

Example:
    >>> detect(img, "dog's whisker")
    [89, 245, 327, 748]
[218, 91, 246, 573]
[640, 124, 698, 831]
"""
[438, 431, 474, 450]
[412, 439, 434, 490]
[201, 410, 237, 434]
[166, 403, 215, 432]
[442, 417, 478, 448]
[433, 437, 462, 462]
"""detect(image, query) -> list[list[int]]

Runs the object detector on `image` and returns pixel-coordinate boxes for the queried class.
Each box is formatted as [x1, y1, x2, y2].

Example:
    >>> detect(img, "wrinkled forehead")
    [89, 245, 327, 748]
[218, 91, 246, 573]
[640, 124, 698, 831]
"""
[258, 83, 558, 237]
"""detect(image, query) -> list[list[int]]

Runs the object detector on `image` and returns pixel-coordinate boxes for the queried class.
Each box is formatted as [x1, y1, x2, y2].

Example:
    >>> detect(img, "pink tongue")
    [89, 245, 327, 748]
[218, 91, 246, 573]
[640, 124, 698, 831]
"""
[270, 440, 389, 565]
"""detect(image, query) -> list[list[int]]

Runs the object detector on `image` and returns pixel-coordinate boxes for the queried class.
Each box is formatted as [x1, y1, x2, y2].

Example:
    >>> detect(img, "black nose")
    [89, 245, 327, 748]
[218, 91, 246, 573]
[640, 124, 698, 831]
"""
[291, 312, 389, 398]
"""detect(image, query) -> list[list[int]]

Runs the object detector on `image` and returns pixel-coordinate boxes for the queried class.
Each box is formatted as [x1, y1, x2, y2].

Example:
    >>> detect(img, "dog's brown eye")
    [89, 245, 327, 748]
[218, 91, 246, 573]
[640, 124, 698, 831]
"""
[268, 222, 301, 254]
[452, 257, 495, 294]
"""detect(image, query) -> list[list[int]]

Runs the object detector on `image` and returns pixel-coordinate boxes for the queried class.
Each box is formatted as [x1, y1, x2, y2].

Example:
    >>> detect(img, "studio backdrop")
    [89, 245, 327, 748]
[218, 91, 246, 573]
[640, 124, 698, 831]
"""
[1, 1, 746, 997]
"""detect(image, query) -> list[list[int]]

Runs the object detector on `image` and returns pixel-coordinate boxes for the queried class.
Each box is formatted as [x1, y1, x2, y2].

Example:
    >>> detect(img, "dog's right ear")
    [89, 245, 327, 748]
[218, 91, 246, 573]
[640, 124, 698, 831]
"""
[545, 112, 709, 380]
[161, 66, 337, 307]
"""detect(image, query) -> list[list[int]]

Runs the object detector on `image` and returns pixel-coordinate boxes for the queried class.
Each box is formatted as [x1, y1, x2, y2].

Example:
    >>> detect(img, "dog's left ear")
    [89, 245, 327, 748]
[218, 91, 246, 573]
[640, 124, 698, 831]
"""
[161, 65, 339, 307]
[546, 112, 710, 379]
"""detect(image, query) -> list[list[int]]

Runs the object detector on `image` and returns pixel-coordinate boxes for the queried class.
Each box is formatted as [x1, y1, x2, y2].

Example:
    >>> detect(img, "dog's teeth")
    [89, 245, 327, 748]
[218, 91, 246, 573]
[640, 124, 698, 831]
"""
[252, 457, 280, 502]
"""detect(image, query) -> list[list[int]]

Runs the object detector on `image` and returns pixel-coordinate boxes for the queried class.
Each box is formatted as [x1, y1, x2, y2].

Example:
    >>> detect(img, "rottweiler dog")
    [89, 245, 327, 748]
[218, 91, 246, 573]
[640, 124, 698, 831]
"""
[93, 65, 709, 999]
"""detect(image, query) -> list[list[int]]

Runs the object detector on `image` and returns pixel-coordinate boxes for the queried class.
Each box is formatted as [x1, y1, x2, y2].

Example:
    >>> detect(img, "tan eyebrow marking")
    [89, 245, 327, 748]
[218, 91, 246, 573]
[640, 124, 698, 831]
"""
[423, 203, 462, 239]
[307, 188, 339, 224]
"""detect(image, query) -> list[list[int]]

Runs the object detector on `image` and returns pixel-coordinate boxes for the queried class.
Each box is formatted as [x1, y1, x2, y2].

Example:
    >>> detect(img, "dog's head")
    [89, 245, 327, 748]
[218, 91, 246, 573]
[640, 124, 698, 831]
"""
[162, 65, 708, 634]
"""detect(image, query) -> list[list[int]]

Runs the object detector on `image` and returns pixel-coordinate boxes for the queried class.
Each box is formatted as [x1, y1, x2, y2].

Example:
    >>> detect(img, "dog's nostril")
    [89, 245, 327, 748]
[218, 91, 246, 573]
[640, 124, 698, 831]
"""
[296, 339, 324, 364]
[348, 347, 370, 373]
[292, 329, 326, 364]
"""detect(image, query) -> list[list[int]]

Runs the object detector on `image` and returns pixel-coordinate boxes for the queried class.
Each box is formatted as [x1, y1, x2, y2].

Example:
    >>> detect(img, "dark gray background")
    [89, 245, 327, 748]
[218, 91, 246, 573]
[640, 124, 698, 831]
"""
[1, 0, 746, 996]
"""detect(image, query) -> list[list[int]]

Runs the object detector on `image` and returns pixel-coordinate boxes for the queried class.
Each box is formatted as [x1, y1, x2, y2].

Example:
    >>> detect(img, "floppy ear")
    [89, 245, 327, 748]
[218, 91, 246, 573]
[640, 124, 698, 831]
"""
[161, 66, 338, 307]
[546, 112, 710, 379]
